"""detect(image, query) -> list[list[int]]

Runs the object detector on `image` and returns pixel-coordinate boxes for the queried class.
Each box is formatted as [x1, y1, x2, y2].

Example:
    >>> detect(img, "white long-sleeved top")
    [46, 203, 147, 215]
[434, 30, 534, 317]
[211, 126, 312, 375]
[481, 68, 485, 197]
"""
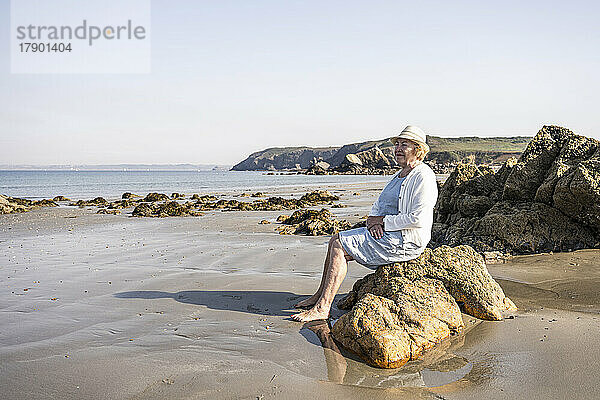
[369, 162, 438, 248]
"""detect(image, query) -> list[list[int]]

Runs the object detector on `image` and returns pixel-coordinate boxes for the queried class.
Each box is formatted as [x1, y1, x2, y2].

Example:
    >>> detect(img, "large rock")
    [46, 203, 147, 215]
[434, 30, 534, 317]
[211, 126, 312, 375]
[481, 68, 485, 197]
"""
[142, 192, 170, 202]
[332, 281, 463, 369]
[434, 126, 600, 254]
[331, 245, 515, 368]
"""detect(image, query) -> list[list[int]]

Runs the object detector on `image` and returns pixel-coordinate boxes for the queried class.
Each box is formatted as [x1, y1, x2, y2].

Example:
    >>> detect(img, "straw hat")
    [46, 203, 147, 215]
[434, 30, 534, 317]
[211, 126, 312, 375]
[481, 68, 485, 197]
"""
[390, 125, 430, 152]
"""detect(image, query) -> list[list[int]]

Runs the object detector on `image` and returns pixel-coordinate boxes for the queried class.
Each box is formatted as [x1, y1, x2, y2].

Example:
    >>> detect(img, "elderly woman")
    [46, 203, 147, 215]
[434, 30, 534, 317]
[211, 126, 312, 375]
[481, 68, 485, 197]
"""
[291, 125, 438, 322]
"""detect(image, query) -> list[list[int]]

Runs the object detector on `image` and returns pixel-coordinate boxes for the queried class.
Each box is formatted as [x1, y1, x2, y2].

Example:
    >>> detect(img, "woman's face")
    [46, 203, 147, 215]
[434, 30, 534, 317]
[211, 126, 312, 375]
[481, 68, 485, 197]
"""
[394, 139, 418, 167]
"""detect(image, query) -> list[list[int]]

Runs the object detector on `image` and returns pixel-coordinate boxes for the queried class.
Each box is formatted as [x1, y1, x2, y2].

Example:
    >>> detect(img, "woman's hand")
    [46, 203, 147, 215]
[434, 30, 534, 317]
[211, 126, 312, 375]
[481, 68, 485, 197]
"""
[367, 216, 385, 240]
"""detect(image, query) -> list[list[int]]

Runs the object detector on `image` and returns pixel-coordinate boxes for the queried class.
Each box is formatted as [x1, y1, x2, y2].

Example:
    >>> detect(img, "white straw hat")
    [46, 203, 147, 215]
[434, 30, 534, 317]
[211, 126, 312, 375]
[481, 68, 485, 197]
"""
[390, 125, 430, 152]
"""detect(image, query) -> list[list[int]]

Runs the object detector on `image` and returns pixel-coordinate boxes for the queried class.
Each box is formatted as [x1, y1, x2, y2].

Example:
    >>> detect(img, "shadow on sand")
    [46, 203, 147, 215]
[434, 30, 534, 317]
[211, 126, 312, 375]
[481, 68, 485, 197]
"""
[114, 290, 475, 389]
[114, 289, 346, 318]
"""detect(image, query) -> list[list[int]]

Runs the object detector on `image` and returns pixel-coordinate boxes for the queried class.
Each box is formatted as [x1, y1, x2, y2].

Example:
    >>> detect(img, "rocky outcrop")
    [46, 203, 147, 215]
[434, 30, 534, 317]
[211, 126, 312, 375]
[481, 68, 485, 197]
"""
[128, 190, 341, 217]
[432, 126, 600, 254]
[195, 190, 340, 212]
[143, 193, 170, 202]
[122, 192, 140, 199]
[132, 201, 204, 217]
[191, 194, 218, 202]
[331, 245, 515, 368]
[306, 161, 330, 175]
[97, 208, 121, 215]
[276, 208, 352, 235]
[52, 196, 70, 201]
[335, 146, 395, 174]
[231, 147, 339, 171]
[71, 197, 108, 207]
[106, 199, 137, 209]
[0, 195, 59, 214]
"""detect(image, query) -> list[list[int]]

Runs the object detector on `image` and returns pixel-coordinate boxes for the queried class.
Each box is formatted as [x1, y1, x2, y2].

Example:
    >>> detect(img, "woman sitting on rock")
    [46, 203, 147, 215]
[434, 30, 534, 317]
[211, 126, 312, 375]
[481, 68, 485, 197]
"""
[291, 125, 438, 322]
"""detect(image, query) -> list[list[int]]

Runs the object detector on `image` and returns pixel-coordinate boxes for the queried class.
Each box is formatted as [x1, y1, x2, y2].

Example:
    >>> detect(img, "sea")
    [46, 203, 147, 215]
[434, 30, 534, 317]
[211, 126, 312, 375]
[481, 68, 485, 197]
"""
[0, 170, 393, 200]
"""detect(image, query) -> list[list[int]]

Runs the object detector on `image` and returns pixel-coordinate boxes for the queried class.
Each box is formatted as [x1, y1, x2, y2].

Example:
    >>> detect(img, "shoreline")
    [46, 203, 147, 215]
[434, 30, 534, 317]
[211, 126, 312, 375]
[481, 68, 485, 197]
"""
[2, 181, 599, 399]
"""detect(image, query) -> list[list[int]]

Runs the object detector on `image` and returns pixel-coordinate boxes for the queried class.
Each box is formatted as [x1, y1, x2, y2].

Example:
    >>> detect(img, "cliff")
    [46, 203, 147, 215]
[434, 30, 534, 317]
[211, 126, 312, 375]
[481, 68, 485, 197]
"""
[231, 136, 530, 172]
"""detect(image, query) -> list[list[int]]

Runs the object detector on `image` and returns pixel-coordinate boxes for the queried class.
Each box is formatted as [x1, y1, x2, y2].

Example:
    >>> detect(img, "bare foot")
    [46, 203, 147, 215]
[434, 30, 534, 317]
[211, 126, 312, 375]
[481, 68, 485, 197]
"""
[294, 294, 320, 308]
[291, 306, 330, 322]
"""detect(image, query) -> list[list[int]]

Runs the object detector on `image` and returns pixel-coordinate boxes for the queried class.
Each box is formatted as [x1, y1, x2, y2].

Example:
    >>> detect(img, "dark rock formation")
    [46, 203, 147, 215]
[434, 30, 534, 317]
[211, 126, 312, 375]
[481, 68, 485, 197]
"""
[97, 208, 121, 215]
[52, 196, 71, 201]
[432, 126, 600, 254]
[71, 197, 108, 207]
[1, 195, 58, 214]
[143, 193, 170, 202]
[107, 200, 137, 209]
[191, 194, 218, 202]
[277, 208, 352, 235]
[127, 190, 341, 217]
[196, 190, 340, 212]
[331, 245, 515, 368]
[132, 201, 204, 217]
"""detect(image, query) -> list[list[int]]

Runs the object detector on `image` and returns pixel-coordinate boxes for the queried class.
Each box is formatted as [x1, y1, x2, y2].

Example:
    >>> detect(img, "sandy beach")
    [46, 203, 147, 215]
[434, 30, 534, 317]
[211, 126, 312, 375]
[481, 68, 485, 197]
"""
[1, 182, 599, 400]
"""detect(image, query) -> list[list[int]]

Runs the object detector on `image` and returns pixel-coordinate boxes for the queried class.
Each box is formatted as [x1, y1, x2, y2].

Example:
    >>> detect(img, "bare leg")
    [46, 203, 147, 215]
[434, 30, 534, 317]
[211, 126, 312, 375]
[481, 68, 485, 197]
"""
[294, 237, 334, 308]
[291, 234, 351, 322]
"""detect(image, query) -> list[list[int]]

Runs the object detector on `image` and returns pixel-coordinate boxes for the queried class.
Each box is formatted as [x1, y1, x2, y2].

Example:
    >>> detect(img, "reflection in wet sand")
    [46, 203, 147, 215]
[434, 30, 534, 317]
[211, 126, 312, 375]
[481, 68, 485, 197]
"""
[303, 318, 476, 389]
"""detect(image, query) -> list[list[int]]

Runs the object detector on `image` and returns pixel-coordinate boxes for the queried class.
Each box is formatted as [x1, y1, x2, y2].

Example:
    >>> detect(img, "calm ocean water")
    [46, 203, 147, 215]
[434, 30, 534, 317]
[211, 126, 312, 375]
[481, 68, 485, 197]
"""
[0, 170, 392, 200]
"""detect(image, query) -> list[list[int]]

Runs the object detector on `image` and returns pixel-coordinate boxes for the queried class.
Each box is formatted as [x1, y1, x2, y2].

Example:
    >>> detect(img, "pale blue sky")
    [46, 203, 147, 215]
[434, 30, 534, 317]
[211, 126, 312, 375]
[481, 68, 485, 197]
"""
[1, 0, 599, 165]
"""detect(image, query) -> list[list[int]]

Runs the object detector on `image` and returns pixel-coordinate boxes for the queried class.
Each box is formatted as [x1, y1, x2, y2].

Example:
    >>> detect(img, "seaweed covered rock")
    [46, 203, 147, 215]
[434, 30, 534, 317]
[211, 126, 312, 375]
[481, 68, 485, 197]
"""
[433, 126, 600, 254]
[143, 192, 170, 202]
[0, 195, 58, 214]
[277, 208, 352, 235]
[97, 208, 121, 215]
[107, 199, 137, 209]
[132, 201, 203, 217]
[0, 195, 30, 214]
[52, 196, 71, 202]
[191, 194, 218, 202]
[196, 190, 341, 212]
[72, 197, 108, 207]
[122, 192, 140, 199]
[332, 245, 515, 368]
[31, 199, 59, 207]
[298, 190, 339, 205]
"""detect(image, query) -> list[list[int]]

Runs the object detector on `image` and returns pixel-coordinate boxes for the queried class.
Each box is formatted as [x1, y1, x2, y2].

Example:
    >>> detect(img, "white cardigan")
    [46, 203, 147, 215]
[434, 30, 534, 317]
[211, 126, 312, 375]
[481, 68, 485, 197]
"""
[369, 162, 438, 248]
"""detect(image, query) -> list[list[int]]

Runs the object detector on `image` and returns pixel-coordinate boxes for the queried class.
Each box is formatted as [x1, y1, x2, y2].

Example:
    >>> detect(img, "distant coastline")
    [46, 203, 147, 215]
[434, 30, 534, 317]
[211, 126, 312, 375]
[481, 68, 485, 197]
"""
[0, 164, 232, 171]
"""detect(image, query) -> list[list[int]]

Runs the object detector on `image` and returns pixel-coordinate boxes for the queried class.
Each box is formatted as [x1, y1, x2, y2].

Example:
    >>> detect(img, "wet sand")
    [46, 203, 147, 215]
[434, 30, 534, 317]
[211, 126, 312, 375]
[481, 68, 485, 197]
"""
[1, 183, 599, 399]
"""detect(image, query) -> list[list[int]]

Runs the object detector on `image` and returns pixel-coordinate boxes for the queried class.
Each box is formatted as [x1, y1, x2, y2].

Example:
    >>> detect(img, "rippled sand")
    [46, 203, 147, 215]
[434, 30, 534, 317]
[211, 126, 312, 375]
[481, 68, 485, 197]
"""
[1, 183, 599, 399]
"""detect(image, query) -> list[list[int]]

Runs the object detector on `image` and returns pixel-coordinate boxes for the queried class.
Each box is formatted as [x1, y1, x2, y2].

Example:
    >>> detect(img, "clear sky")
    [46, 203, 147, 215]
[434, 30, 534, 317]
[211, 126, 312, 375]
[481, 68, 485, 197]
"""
[1, 0, 599, 165]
